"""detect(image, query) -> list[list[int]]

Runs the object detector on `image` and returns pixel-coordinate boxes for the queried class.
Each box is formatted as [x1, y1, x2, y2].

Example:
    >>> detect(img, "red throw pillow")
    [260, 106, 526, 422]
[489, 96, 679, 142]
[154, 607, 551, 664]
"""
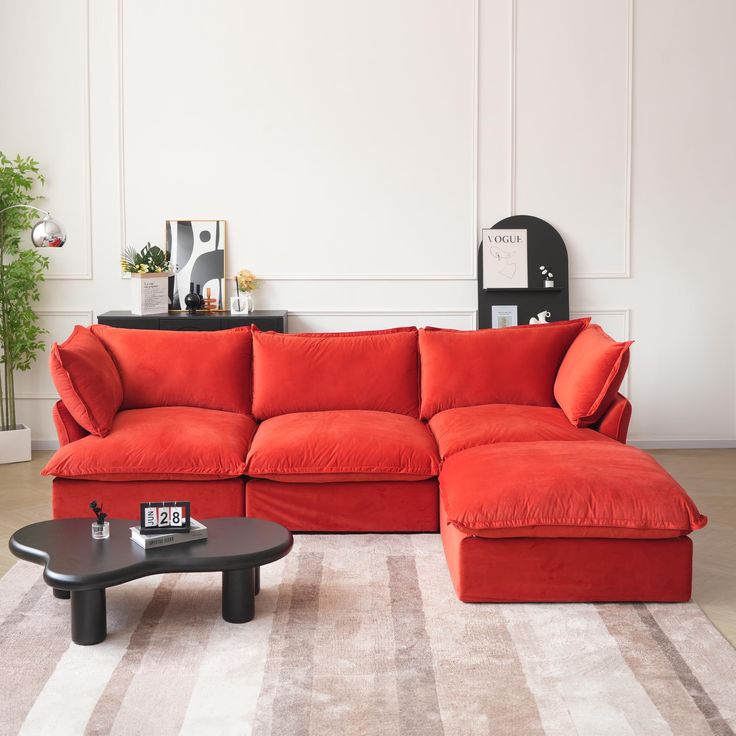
[418, 318, 589, 419]
[90, 325, 252, 415]
[252, 327, 419, 419]
[554, 323, 633, 427]
[49, 326, 123, 437]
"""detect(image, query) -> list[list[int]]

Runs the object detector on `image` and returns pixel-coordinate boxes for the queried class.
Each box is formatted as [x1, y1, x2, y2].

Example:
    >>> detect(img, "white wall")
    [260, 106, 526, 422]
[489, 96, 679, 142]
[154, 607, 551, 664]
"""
[1, 0, 734, 448]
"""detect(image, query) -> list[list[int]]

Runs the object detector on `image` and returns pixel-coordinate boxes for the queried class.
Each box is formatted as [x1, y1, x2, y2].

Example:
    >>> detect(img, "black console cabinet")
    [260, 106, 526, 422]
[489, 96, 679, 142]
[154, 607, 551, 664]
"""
[97, 310, 288, 333]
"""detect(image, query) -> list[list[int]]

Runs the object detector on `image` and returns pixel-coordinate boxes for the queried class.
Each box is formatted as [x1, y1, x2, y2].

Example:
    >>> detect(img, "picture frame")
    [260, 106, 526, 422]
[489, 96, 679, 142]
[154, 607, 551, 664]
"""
[166, 220, 226, 311]
[482, 228, 528, 289]
[491, 305, 518, 329]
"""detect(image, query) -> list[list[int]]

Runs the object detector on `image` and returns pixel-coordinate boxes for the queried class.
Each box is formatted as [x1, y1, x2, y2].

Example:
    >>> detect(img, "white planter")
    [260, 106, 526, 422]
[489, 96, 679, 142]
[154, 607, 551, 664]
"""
[131, 272, 171, 315]
[0, 424, 32, 464]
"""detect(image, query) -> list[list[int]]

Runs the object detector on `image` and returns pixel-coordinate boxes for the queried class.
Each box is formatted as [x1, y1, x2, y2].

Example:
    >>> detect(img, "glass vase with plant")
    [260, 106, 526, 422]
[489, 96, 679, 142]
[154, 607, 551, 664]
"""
[231, 269, 258, 314]
[0, 153, 49, 447]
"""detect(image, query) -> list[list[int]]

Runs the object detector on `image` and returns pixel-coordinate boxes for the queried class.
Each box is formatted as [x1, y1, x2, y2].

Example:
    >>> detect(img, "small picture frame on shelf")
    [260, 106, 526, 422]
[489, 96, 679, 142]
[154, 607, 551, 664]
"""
[482, 229, 528, 289]
[491, 305, 518, 329]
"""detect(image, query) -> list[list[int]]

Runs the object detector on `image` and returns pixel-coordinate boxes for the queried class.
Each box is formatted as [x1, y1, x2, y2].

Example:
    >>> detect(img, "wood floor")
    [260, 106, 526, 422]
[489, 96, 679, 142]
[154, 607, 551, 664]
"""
[1, 450, 734, 646]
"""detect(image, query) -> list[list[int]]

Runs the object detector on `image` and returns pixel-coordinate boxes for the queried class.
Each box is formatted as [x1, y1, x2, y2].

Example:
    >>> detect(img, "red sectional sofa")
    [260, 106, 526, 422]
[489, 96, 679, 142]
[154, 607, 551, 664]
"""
[42, 319, 707, 602]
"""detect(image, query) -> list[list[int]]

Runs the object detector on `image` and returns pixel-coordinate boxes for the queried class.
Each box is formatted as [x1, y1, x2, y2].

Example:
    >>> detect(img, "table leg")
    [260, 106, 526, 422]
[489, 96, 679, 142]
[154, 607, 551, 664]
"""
[71, 589, 107, 645]
[254, 566, 260, 595]
[53, 588, 70, 600]
[222, 568, 255, 623]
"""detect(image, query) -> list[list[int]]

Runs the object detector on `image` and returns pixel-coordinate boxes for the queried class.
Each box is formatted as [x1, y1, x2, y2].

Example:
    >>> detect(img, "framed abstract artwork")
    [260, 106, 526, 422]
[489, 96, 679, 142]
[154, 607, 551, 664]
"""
[166, 220, 226, 310]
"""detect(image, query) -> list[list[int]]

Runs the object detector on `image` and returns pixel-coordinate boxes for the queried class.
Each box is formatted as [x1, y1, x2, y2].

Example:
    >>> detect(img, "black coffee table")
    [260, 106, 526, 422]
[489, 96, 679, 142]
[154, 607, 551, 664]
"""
[9, 517, 293, 645]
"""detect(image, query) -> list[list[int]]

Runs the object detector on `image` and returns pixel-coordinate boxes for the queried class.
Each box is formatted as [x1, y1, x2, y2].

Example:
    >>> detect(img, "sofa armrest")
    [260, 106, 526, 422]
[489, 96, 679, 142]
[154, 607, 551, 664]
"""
[592, 393, 632, 443]
[52, 400, 90, 446]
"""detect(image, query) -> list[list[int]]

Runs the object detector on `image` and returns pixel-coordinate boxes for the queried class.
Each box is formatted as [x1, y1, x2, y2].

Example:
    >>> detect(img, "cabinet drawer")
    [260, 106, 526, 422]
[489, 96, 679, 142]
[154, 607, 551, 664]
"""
[159, 318, 221, 331]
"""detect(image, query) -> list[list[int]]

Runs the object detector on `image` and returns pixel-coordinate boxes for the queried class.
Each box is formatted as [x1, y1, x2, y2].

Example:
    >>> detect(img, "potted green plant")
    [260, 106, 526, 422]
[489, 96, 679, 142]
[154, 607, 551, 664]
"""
[0, 153, 49, 463]
[121, 242, 173, 315]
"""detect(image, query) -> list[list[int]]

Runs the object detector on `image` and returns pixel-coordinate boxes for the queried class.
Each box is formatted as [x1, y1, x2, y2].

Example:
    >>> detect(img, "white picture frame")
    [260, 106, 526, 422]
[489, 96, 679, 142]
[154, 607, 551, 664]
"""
[482, 229, 528, 289]
[491, 305, 518, 329]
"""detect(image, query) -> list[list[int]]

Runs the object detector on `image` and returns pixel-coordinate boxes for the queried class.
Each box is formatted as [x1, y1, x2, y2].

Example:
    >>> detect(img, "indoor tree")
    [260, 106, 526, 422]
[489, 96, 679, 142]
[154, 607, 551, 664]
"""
[0, 153, 49, 431]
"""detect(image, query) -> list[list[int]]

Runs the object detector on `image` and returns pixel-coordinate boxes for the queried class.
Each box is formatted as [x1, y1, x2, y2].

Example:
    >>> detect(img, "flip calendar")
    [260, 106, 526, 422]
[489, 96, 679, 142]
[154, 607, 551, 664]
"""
[139, 501, 191, 534]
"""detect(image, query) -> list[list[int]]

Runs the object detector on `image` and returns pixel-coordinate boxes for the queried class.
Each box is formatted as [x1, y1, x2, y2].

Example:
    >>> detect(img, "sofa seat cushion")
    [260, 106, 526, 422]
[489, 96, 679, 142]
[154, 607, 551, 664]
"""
[429, 403, 611, 458]
[246, 410, 440, 482]
[42, 407, 255, 481]
[440, 441, 707, 539]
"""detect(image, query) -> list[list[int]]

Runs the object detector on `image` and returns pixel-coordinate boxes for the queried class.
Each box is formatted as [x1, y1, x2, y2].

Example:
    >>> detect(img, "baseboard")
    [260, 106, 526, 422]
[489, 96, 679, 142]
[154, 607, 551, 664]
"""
[32, 440, 60, 452]
[629, 439, 736, 450]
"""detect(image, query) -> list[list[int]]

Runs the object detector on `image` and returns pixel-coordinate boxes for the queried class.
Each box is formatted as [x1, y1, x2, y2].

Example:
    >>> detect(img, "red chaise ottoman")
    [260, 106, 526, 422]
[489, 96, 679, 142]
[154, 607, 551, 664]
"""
[439, 440, 707, 602]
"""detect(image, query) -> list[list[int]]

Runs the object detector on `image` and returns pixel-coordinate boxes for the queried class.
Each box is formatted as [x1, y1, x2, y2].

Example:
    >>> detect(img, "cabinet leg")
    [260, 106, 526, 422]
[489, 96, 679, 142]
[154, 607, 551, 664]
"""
[222, 568, 255, 623]
[53, 588, 70, 600]
[71, 588, 107, 645]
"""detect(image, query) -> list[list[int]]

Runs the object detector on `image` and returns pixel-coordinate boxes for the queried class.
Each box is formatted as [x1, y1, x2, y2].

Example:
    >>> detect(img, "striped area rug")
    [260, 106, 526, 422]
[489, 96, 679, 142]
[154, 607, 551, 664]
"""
[1, 535, 735, 736]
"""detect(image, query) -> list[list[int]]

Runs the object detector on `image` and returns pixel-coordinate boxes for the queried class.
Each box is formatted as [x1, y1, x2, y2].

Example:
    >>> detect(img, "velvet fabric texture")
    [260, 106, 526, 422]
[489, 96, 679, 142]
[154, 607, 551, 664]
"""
[428, 403, 610, 459]
[52, 400, 90, 446]
[52, 477, 245, 520]
[440, 504, 693, 602]
[592, 393, 632, 443]
[246, 410, 439, 482]
[440, 441, 707, 538]
[418, 318, 589, 419]
[246, 479, 439, 532]
[90, 325, 252, 415]
[42, 407, 255, 481]
[251, 327, 420, 419]
[554, 324, 633, 426]
[48, 326, 123, 436]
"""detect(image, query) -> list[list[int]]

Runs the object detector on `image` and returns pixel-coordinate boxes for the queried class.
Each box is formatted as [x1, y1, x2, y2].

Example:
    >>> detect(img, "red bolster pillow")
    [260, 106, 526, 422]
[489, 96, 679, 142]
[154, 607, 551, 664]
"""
[49, 325, 123, 437]
[554, 323, 633, 427]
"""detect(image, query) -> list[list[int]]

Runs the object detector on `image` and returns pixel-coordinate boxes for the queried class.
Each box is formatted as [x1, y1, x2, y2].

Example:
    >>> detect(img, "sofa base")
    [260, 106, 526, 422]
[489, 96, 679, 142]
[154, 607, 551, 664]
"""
[440, 505, 693, 602]
[246, 479, 439, 532]
[52, 478, 245, 520]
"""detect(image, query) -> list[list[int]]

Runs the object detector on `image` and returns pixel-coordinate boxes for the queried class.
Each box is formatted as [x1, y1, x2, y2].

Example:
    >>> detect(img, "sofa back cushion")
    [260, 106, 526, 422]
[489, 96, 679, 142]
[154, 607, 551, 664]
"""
[49, 325, 123, 437]
[418, 318, 588, 419]
[252, 327, 420, 419]
[90, 325, 252, 415]
[554, 323, 633, 427]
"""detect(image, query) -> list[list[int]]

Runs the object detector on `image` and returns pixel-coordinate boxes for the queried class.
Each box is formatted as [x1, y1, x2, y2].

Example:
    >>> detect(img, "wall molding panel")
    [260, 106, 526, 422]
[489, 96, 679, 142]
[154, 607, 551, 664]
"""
[117, 0, 480, 282]
[511, 0, 633, 279]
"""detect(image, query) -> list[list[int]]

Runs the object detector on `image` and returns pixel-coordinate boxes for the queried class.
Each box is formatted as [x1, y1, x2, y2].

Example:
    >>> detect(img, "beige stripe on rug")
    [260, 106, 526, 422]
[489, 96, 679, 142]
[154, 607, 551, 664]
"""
[1, 535, 734, 736]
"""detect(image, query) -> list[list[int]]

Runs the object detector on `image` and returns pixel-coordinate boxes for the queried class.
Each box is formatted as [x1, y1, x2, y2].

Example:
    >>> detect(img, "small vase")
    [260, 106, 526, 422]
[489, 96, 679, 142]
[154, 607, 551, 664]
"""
[230, 292, 254, 314]
[91, 521, 110, 540]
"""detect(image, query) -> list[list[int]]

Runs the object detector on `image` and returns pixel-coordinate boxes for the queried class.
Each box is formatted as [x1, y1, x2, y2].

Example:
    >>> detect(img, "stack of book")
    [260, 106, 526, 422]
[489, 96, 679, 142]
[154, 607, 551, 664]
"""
[130, 519, 208, 549]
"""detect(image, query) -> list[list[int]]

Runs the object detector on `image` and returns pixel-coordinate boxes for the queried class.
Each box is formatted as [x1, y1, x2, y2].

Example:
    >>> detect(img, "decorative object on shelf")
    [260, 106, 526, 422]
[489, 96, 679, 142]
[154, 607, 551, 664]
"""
[231, 268, 258, 314]
[166, 220, 226, 311]
[121, 243, 173, 315]
[184, 282, 204, 314]
[529, 310, 551, 324]
[0, 153, 64, 464]
[89, 500, 109, 540]
[139, 500, 191, 535]
[491, 305, 518, 329]
[203, 286, 218, 311]
[482, 228, 528, 289]
[539, 265, 555, 288]
[477, 216, 569, 328]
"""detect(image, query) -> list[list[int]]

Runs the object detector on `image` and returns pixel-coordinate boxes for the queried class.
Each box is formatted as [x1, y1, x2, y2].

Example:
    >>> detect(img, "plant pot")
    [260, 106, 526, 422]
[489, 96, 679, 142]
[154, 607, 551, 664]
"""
[0, 424, 32, 464]
[131, 272, 172, 315]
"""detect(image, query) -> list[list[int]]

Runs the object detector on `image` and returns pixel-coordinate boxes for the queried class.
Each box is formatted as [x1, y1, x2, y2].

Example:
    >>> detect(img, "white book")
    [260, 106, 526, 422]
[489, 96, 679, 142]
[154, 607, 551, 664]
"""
[130, 519, 208, 549]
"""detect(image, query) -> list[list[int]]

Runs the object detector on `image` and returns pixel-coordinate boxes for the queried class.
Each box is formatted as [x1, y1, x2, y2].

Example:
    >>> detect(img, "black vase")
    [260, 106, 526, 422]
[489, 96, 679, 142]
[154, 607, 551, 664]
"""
[184, 291, 203, 314]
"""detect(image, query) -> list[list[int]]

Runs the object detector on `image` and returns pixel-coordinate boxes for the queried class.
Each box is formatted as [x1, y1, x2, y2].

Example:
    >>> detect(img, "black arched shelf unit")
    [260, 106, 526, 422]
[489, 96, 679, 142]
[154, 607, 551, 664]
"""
[477, 215, 569, 329]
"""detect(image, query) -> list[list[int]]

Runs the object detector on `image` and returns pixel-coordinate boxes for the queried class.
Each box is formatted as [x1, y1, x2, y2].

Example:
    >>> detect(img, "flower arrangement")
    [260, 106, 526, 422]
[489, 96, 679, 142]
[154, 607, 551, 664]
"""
[235, 268, 258, 293]
[121, 243, 172, 274]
